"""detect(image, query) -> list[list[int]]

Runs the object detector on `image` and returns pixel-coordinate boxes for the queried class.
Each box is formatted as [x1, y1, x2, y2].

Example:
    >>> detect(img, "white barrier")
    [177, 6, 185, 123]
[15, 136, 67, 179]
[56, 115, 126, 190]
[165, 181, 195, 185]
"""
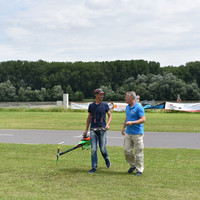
[71, 102, 91, 110]
[71, 101, 200, 112]
[71, 102, 116, 110]
[113, 103, 127, 111]
[165, 102, 200, 112]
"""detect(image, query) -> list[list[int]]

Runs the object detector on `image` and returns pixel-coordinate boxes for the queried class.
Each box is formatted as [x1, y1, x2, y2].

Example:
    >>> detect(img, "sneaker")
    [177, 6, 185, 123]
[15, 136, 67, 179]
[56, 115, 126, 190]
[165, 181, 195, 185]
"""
[135, 172, 142, 176]
[105, 158, 111, 168]
[128, 167, 136, 173]
[88, 168, 96, 174]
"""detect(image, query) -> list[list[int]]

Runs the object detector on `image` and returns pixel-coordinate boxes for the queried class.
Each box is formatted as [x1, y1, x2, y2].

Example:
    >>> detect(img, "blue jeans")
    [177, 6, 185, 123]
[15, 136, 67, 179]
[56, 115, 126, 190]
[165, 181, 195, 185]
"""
[90, 130, 109, 169]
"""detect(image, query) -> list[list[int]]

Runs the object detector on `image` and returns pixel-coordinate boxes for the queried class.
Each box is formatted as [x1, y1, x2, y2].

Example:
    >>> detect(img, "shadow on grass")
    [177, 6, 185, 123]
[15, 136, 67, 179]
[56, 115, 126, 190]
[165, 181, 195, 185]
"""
[56, 167, 132, 176]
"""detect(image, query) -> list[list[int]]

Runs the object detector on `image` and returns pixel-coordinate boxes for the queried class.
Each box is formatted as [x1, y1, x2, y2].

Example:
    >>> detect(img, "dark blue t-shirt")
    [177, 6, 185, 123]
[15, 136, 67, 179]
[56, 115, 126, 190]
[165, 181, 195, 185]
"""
[88, 102, 110, 128]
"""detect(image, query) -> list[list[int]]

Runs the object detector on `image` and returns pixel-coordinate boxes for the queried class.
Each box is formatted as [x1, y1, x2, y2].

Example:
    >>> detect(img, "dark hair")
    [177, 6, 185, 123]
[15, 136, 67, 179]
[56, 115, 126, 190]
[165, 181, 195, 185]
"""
[94, 88, 104, 95]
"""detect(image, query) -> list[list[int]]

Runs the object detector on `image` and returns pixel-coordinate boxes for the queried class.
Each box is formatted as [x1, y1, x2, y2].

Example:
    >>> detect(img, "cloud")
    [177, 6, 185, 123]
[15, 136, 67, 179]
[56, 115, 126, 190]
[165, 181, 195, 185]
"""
[0, 0, 200, 66]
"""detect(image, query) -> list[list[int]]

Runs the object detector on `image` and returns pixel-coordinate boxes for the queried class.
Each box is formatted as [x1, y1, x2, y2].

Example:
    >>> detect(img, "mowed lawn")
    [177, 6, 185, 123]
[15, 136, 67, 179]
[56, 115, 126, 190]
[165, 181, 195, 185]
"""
[0, 144, 200, 200]
[0, 109, 200, 199]
[0, 110, 199, 132]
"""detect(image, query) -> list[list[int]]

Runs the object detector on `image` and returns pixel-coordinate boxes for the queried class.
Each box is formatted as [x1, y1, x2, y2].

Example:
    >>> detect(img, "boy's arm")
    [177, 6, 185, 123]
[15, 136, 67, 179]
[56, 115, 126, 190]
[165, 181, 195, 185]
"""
[106, 110, 112, 130]
[83, 113, 92, 136]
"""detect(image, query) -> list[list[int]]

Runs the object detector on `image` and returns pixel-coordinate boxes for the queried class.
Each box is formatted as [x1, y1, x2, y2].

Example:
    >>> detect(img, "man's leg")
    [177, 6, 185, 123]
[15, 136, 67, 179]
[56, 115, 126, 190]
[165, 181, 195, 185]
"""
[90, 131, 98, 171]
[99, 131, 111, 168]
[133, 134, 144, 173]
[123, 133, 135, 168]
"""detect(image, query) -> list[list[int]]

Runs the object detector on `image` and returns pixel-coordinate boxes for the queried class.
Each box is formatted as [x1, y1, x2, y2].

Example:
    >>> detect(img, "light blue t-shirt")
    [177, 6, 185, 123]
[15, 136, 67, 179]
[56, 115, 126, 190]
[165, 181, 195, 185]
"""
[125, 102, 145, 135]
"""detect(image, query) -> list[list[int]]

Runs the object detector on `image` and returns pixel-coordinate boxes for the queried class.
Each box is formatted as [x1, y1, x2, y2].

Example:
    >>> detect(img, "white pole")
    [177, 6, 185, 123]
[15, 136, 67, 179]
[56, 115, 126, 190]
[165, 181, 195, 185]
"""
[66, 93, 69, 108]
[63, 93, 69, 108]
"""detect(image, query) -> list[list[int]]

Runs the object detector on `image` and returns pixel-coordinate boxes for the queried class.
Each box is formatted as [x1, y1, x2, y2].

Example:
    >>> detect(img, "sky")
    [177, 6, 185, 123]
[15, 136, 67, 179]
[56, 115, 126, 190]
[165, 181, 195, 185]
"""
[0, 0, 200, 67]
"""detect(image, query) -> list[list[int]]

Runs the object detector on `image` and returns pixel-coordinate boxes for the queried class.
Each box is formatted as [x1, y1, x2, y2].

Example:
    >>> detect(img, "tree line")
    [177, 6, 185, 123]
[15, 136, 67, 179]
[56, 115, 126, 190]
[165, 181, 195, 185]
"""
[0, 60, 200, 101]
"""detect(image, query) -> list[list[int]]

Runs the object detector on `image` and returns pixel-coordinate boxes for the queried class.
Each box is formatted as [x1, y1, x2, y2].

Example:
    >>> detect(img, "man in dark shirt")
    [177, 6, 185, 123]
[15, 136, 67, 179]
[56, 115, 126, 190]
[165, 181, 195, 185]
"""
[84, 88, 112, 174]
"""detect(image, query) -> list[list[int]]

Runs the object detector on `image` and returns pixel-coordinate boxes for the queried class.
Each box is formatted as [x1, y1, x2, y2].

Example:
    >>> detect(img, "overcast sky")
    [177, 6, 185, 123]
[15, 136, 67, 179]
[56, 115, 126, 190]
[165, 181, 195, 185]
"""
[0, 0, 200, 67]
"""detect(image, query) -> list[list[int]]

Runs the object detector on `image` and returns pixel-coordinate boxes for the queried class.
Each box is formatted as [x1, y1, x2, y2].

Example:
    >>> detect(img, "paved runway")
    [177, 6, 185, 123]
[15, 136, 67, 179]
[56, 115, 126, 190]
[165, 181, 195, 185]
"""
[0, 129, 200, 149]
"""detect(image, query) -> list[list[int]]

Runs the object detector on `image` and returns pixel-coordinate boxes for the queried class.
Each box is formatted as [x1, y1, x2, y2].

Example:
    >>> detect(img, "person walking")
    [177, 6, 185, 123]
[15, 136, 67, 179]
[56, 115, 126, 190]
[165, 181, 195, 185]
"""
[84, 88, 112, 174]
[121, 91, 146, 176]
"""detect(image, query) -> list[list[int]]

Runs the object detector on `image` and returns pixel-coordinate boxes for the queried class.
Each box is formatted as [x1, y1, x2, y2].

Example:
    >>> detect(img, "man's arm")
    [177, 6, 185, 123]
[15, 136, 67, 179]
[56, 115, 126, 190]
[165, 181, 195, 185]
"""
[126, 116, 146, 126]
[83, 113, 92, 136]
[121, 116, 127, 135]
[106, 110, 112, 130]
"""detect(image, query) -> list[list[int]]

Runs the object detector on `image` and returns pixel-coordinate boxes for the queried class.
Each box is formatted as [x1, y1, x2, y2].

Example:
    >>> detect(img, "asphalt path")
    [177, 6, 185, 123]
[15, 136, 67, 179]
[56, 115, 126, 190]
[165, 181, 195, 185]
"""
[0, 129, 200, 149]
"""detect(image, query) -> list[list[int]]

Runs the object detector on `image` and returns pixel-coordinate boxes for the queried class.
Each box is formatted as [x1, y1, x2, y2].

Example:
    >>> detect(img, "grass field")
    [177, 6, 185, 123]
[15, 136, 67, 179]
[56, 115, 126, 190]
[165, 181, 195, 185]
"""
[0, 144, 200, 200]
[0, 109, 200, 199]
[0, 108, 199, 132]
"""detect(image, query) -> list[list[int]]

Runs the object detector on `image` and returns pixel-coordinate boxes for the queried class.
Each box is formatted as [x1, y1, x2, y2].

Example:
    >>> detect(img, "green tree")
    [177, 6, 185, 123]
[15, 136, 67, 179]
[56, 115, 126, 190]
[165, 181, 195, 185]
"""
[65, 85, 74, 101]
[73, 91, 84, 101]
[23, 87, 35, 101]
[0, 80, 16, 101]
[101, 85, 115, 101]
[148, 82, 160, 100]
[51, 85, 63, 100]
[186, 82, 200, 100]
[18, 87, 26, 101]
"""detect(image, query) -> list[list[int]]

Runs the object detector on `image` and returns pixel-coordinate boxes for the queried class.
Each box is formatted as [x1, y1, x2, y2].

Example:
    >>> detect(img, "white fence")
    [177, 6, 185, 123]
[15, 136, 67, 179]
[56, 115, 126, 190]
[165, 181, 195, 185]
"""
[165, 102, 200, 112]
